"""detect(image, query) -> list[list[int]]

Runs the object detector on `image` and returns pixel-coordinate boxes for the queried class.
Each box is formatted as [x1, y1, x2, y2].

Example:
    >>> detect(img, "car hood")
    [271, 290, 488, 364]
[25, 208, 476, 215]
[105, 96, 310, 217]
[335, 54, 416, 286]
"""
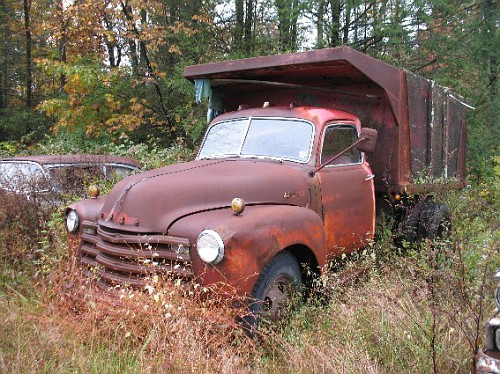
[99, 159, 311, 233]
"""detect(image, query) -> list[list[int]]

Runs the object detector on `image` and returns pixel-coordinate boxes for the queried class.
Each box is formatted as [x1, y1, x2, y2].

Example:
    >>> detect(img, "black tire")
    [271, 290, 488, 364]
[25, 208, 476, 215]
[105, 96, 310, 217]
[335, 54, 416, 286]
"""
[418, 201, 452, 240]
[394, 203, 423, 247]
[244, 251, 303, 334]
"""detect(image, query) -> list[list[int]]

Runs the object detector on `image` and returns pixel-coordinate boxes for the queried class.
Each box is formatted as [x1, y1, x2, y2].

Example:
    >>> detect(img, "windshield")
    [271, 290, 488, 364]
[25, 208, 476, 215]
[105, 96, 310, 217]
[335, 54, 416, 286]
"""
[0, 162, 48, 192]
[47, 165, 105, 194]
[198, 118, 313, 162]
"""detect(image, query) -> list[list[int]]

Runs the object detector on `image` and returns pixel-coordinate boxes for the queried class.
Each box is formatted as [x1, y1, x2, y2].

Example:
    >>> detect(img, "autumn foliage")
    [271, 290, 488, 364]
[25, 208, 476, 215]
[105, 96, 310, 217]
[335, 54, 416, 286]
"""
[0, 1, 496, 176]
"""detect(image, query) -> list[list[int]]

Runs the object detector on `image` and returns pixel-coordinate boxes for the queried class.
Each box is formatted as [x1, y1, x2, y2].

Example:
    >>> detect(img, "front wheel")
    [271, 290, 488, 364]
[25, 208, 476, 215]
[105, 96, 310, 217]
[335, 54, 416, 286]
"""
[245, 251, 303, 333]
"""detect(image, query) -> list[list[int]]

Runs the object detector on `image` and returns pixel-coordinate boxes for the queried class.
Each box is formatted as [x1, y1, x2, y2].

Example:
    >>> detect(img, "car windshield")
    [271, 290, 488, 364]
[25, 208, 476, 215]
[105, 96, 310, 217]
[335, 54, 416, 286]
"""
[0, 162, 48, 192]
[47, 165, 105, 194]
[198, 118, 313, 162]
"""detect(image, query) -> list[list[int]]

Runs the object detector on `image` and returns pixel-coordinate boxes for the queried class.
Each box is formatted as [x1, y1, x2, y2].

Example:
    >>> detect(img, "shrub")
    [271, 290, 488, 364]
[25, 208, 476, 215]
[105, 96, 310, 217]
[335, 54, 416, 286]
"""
[0, 109, 50, 144]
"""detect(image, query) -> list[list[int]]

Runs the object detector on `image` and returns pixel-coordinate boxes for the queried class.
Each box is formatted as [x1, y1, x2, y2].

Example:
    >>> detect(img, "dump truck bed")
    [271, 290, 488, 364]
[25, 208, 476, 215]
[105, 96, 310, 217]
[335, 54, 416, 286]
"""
[184, 46, 469, 194]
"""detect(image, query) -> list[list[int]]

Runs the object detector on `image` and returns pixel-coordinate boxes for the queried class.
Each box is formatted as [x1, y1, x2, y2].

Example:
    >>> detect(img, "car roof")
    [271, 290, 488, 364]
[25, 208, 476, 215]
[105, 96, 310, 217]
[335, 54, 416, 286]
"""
[0, 154, 141, 168]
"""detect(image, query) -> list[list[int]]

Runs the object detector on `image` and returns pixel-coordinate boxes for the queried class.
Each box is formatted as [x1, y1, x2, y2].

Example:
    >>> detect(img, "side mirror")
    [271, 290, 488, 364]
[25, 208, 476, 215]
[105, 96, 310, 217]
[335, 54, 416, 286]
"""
[358, 127, 378, 154]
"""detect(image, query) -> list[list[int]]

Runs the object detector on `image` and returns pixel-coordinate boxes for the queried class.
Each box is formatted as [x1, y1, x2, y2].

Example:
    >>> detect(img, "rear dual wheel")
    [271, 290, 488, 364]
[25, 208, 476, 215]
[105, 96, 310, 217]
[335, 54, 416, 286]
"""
[394, 200, 451, 247]
[418, 201, 451, 240]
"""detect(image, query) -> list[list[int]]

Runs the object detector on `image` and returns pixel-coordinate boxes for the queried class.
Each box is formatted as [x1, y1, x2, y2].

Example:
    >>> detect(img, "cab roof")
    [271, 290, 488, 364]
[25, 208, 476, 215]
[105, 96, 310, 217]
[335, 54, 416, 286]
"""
[212, 105, 360, 127]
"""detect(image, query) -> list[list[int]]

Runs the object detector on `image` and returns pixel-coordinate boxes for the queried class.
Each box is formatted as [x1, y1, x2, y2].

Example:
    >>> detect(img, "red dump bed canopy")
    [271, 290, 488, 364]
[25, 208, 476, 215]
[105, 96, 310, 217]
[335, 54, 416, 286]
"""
[184, 46, 468, 193]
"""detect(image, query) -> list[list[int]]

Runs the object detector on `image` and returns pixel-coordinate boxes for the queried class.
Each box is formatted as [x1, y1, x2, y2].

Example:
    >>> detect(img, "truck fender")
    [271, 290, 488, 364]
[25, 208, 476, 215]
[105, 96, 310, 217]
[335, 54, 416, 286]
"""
[168, 204, 327, 295]
[66, 197, 106, 226]
[65, 197, 106, 257]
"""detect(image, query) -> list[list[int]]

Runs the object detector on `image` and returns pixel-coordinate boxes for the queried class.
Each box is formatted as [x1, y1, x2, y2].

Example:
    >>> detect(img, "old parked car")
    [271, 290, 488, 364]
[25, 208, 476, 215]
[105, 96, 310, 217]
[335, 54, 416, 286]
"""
[65, 47, 469, 326]
[476, 269, 500, 373]
[0, 154, 140, 198]
[0, 154, 140, 227]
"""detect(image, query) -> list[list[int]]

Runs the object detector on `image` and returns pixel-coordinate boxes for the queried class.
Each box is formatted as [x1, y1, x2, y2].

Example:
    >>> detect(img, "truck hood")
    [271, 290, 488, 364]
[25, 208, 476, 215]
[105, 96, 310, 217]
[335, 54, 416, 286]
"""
[99, 159, 310, 233]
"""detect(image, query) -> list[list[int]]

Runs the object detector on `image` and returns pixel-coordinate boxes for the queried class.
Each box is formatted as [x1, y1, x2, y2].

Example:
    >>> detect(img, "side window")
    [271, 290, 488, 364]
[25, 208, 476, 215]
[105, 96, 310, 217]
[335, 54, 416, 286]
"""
[321, 125, 361, 165]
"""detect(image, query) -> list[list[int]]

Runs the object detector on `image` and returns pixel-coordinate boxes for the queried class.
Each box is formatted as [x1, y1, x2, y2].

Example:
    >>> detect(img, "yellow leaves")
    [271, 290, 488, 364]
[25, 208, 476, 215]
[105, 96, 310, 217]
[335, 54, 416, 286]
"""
[169, 22, 196, 37]
[36, 98, 59, 118]
[192, 14, 213, 26]
[168, 45, 182, 55]
[104, 94, 121, 111]
[36, 51, 178, 139]
[103, 96, 155, 133]
[129, 101, 144, 113]
[136, 25, 168, 51]
[105, 114, 143, 133]
[129, 98, 152, 116]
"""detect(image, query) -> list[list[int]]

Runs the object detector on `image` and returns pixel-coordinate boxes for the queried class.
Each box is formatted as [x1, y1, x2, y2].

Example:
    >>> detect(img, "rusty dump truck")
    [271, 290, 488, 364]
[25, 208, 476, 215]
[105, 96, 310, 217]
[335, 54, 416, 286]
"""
[65, 46, 469, 322]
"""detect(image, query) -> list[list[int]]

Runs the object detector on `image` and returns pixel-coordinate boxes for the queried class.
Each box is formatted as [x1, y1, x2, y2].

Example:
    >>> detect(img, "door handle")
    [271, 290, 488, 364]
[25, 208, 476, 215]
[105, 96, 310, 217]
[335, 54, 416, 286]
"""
[365, 174, 375, 181]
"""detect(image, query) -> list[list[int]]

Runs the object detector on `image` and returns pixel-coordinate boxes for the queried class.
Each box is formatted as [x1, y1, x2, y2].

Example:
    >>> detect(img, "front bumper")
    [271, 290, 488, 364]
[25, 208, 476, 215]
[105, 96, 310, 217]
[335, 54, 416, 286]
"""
[476, 316, 500, 374]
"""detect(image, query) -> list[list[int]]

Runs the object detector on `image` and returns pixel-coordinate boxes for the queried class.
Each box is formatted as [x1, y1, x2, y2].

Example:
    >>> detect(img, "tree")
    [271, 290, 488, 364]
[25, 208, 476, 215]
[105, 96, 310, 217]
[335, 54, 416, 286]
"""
[234, 0, 257, 55]
[23, 0, 33, 108]
[0, 0, 496, 178]
[0, 0, 10, 110]
[275, 0, 301, 51]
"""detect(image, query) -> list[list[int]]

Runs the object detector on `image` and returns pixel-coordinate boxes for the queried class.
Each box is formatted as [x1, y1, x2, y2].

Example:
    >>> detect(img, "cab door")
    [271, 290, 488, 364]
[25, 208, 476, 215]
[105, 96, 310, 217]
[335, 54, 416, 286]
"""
[317, 124, 375, 254]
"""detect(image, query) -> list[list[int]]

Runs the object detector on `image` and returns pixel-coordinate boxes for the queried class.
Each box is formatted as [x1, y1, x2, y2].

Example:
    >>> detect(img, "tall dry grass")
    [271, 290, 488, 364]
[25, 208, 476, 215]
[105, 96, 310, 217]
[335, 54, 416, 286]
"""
[0, 181, 498, 373]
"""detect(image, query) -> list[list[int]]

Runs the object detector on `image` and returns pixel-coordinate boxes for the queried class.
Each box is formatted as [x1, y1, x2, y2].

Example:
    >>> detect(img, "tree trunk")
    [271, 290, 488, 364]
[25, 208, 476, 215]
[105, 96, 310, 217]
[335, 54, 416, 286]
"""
[484, 0, 498, 92]
[316, 0, 325, 48]
[120, 1, 171, 124]
[244, 0, 255, 55]
[139, 8, 147, 69]
[343, 1, 350, 44]
[103, 10, 120, 68]
[329, 0, 341, 47]
[124, 2, 138, 74]
[23, 0, 33, 108]
[0, 0, 7, 109]
[235, 0, 244, 52]
[276, 0, 299, 51]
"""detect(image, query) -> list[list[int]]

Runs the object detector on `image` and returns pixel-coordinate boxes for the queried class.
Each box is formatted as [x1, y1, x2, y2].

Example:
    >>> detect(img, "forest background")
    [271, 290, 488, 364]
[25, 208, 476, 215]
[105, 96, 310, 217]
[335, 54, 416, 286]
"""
[0, 0, 498, 177]
[0, 0, 499, 373]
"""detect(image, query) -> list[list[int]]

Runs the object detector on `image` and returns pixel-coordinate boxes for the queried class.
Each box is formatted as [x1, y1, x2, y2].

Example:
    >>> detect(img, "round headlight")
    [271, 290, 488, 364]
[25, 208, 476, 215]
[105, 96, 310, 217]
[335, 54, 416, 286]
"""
[196, 230, 224, 264]
[66, 209, 80, 233]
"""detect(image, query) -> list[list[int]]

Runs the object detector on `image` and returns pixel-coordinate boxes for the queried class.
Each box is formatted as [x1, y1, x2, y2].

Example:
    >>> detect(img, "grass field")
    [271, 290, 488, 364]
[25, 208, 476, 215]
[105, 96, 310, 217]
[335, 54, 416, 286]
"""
[0, 180, 498, 373]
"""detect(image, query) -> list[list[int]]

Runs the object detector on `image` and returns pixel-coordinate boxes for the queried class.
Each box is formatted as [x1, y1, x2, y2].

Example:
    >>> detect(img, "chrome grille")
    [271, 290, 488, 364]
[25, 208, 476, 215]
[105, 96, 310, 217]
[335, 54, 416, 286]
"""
[78, 222, 193, 288]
